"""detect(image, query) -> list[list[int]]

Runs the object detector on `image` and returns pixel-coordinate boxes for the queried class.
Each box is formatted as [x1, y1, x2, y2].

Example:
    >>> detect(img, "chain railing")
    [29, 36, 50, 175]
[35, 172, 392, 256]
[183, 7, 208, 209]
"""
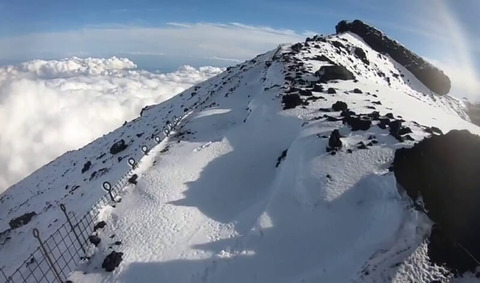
[0, 91, 212, 283]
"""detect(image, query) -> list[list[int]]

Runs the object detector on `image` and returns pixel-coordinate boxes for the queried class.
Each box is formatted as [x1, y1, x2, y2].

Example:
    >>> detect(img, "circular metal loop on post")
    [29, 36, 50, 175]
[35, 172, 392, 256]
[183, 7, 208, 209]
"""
[163, 129, 169, 136]
[141, 146, 148, 154]
[155, 136, 161, 143]
[128, 157, 136, 167]
[102, 181, 112, 192]
[60, 204, 66, 212]
[32, 228, 40, 238]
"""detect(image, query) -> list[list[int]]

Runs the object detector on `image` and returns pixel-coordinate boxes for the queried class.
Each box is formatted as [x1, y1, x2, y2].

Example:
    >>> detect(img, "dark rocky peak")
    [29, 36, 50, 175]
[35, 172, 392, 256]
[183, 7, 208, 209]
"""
[335, 20, 451, 95]
[394, 130, 480, 273]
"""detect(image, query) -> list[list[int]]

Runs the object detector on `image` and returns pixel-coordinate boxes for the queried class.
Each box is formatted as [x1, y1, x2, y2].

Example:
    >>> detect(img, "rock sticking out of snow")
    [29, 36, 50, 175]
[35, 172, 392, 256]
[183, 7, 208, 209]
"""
[109, 140, 128, 155]
[393, 129, 480, 273]
[336, 19, 451, 95]
[102, 251, 123, 272]
[317, 65, 355, 83]
[9, 212, 36, 229]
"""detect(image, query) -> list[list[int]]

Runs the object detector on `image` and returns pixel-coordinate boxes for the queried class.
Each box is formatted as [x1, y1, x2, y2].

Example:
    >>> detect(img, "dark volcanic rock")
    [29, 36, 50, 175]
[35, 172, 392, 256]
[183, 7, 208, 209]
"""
[102, 251, 123, 272]
[110, 140, 128, 155]
[282, 93, 303, 110]
[357, 141, 368, 149]
[312, 55, 334, 64]
[328, 129, 342, 150]
[276, 149, 288, 168]
[344, 116, 372, 131]
[332, 101, 348, 111]
[331, 41, 346, 50]
[425, 126, 443, 135]
[352, 88, 363, 94]
[389, 120, 403, 141]
[81, 161, 92, 174]
[316, 65, 355, 83]
[299, 89, 313, 96]
[393, 130, 480, 273]
[89, 235, 101, 247]
[94, 221, 107, 231]
[313, 84, 324, 92]
[128, 174, 138, 185]
[336, 20, 451, 95]
[353, 47, 369, 65]
[9, 212, 36, 229]
[327, 88, 337, 94]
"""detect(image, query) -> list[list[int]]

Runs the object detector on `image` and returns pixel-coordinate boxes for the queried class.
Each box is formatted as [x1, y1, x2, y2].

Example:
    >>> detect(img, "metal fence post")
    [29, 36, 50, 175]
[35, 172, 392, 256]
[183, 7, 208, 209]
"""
[102, 181, 116, 203]
[60, 204, 86, 255]
[32, 228, 63, 283]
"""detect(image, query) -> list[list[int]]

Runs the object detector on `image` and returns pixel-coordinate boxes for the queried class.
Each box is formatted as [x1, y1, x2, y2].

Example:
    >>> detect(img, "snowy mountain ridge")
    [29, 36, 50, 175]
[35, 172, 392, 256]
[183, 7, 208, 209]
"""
[1, 21, 480, 282]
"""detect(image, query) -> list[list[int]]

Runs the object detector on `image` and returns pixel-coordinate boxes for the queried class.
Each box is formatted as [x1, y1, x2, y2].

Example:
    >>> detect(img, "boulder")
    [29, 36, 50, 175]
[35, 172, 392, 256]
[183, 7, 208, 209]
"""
[93, 221, 107, 231]
[327, 88, 337, 94]
[332, 101, 348, 111]
[282, 93, 303, 110]
[393, 130, 480, 273]
[313, 84, 324, 92]
[328, 129, 342, 150]
[299, 89, 313, 96]
[343, 116, 372, 131]
[9, 212, 36, 229]
[128, 174, 138, 185]
[110, 140, 128, 155]
[102, 251, 123, 272]
[316, 65, 355, 83]
[81, 161, 92, 174]
[88, 235, 101, 247]
[336, 20, 451, 95]
[353, 47, 369, 65]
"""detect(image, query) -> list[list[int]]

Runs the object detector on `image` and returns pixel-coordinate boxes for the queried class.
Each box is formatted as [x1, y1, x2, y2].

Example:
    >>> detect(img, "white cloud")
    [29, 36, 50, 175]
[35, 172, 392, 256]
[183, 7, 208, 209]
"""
[426, 57, 480, 101]
[0, 23, 305, 64]
[0, 57, 224, 192]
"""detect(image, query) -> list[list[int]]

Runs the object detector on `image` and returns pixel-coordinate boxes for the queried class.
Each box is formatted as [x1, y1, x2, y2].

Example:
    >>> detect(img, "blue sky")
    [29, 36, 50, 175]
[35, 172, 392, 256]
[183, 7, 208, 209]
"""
[0, 0, 478, 97]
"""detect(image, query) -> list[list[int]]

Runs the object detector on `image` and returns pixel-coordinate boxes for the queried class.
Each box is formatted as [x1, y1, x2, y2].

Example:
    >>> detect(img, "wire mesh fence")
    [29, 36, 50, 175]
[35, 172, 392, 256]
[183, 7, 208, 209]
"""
[0, 94, 210, 283]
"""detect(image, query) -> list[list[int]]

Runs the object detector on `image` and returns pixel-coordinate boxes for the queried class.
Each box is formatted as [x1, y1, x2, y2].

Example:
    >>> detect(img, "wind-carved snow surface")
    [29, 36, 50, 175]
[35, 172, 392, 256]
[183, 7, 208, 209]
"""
[2, 33, 480, 282]
[0, 57, 223, 192]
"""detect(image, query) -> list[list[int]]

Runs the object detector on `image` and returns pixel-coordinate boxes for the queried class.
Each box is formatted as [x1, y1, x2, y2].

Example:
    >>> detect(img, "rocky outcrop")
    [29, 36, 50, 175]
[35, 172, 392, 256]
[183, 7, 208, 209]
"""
[393, 130, 480, 272]
[109, 140, 128, 155]
[282, 93, 303, 110]
[102, 251, 123, 272]
[9, 212, 36, 229]
[332, 101, 348, 111]
[336, 20, 451, 95]
[316, 65, 355, 83]
[328, 129, 342, 150]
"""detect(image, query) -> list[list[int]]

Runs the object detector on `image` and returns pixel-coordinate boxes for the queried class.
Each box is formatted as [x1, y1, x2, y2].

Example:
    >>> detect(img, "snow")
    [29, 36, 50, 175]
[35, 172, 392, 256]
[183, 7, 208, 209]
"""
[2, 32, 480, 282]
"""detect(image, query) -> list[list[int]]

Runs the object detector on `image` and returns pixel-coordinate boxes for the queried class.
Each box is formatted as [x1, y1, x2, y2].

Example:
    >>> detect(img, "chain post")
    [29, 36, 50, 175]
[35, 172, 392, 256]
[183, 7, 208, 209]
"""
[32, 228, 63, 283]
[60, 204, 87, 255]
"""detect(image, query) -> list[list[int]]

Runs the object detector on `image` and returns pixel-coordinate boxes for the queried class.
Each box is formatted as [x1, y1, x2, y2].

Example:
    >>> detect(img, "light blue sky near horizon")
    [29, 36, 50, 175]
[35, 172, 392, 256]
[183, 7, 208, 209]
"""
[0, 0, 478, 97]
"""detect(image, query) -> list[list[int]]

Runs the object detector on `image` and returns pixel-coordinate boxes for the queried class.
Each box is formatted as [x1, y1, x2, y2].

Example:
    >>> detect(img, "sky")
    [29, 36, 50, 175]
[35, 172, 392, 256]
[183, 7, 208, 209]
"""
[0, 1, 478, 70]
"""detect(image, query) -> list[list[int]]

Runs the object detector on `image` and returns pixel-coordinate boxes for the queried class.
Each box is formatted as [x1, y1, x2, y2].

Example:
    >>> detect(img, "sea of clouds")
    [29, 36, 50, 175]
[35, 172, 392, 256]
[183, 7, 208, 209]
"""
[0, 57, 224, 193]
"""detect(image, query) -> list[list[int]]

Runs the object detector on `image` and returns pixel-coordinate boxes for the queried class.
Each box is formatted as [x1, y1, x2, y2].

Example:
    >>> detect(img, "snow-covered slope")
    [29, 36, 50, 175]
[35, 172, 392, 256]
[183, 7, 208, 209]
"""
[2, 31, 480, 282]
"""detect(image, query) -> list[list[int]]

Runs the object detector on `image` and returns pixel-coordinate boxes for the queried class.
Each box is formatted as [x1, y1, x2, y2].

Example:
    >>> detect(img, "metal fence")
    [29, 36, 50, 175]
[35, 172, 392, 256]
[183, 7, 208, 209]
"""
[0, 95, 206, 283]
